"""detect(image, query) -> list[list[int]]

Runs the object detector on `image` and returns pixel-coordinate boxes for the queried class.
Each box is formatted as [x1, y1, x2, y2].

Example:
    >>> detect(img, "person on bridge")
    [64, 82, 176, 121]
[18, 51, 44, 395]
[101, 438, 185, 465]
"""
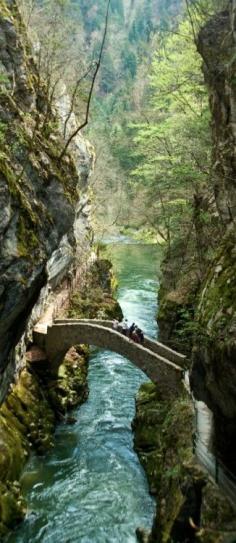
[128, 325, 144, 344]
[128, 322, 136, 339]
[136, 327, 144, 345]
[132, 329, 140, 343]
[121, 318, 129, 336]
[112, 319, 119, 331]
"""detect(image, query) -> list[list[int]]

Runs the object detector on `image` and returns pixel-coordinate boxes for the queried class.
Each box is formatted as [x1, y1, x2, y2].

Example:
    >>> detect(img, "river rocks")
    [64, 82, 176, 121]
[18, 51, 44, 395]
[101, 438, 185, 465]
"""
[0, 481, 27, 539]
[0, 337, 88, 534]
[200, 481, 236, 543]
[133, 383, 196, 542]
[136, 527, 150, 543]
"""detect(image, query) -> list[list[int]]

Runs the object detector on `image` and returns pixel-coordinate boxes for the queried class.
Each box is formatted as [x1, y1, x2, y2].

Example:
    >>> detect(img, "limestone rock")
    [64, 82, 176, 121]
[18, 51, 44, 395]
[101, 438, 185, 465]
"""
[197, 5, 236, 225]
[190, 3, 236, 471]
[0, 1, 94, 400]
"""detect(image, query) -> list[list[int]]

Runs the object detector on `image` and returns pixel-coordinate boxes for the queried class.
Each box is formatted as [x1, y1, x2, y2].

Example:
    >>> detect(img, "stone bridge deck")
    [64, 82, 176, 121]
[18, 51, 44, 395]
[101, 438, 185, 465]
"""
[33, 319, 186, 398]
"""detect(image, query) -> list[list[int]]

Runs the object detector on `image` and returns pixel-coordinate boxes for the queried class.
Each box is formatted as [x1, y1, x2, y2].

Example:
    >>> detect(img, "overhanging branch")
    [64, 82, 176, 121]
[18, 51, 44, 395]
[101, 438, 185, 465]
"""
[59, 0, 111, 162]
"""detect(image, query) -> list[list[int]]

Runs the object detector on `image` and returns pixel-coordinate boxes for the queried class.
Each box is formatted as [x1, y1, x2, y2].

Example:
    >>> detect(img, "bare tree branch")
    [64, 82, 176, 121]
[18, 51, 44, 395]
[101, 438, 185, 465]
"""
[63, 63, 95, 138]
[59, 0, 111, 162]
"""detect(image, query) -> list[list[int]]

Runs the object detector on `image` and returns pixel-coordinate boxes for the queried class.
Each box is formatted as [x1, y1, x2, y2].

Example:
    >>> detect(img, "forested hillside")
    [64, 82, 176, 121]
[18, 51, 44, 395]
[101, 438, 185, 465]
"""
[74, 0, 185, 231]
[21, 0, 184, 232]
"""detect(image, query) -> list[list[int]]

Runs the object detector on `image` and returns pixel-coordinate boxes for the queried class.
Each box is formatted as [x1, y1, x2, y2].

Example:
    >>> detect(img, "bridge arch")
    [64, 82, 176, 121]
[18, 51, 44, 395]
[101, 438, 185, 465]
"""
[34, 319, 185, 398]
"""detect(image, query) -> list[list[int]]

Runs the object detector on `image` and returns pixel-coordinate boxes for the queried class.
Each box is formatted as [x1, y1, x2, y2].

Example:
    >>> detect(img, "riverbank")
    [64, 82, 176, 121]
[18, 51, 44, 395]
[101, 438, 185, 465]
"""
[118, 226, 165, 245]
[0, 258, 120, 538]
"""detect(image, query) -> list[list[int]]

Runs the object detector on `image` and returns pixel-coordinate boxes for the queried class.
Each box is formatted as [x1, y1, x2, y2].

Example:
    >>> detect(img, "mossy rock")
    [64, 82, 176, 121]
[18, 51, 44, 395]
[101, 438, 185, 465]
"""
[199, 481, 236, 542]
[197, 229, 236, 342]
[0, 364, 57, 531]
[46, 345, 89, 415]
[133, 388, 197, 543]
[0, 481, 26, 528]
[158, 286, 196, 357]
[68, 259, 123, 321]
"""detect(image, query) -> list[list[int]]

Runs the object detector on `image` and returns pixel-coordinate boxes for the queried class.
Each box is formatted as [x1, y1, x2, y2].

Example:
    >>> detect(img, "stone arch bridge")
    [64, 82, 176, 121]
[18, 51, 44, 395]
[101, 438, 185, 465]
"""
[33, 319, 186, 398]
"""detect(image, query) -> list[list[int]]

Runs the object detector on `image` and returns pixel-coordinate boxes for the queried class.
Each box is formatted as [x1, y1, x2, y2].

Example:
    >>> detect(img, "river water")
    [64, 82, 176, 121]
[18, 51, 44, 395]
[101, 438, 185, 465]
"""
[8, 242, 162, 543]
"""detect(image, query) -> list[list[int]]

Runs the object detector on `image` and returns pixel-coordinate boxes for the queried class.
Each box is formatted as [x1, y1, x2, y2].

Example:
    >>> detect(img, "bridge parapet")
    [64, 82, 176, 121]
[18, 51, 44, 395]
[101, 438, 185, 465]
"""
[38, 320, 185, 399]
[53, 319, 187, 367]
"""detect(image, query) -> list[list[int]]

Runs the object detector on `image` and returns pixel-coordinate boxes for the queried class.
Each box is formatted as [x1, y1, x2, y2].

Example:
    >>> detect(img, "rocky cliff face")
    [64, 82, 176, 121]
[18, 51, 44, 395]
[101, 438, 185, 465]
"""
[190, 1, 236, 472]
[0, 0, 94, 402]
[197, 3, 236, 226]
[134, 384, 236, 543]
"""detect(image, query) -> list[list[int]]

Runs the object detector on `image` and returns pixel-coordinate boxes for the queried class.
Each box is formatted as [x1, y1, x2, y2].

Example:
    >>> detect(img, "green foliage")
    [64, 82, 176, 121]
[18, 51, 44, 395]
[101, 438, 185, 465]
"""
[60, 0, 183, 230]
[99, 52, 115, 94]
[128, 0, 154, 43]
[78, 0, 111, 32]
[122, 50, 137, 78]
[128, 17, 211, 243]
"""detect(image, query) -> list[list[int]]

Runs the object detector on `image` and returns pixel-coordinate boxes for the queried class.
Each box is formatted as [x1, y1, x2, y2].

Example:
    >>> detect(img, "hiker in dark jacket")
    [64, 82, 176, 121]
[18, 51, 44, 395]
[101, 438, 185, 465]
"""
[136, 327, 144, 345]
[128, 322, 136, 339]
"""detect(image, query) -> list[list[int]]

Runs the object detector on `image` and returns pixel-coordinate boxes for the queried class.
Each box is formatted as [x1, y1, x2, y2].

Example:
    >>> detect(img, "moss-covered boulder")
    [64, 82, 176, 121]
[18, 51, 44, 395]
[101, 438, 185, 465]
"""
[0, 340, 88, 534]
[45, 345, 89, 416]
[0, 480, 27, 538]
[158, 283, 196, 358]
[68, 259, 123, 321]
[0, 367, 55, 535]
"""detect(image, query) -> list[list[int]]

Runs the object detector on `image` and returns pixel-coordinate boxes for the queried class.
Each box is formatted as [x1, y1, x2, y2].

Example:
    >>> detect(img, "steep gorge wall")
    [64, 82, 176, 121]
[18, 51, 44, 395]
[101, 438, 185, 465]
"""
[197, 4, 236, 226]
[0, 0, 94, 402]
[146, 4, 236, 540]
[190, 1, 236, 471]
[157, 1, 236, 471]
[134, 384, 236, 543]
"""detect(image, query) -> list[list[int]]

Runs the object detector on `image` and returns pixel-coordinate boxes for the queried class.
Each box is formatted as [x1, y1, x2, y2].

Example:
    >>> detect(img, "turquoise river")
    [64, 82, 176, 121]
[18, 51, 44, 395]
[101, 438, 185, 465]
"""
[7, 241, 162, 543]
